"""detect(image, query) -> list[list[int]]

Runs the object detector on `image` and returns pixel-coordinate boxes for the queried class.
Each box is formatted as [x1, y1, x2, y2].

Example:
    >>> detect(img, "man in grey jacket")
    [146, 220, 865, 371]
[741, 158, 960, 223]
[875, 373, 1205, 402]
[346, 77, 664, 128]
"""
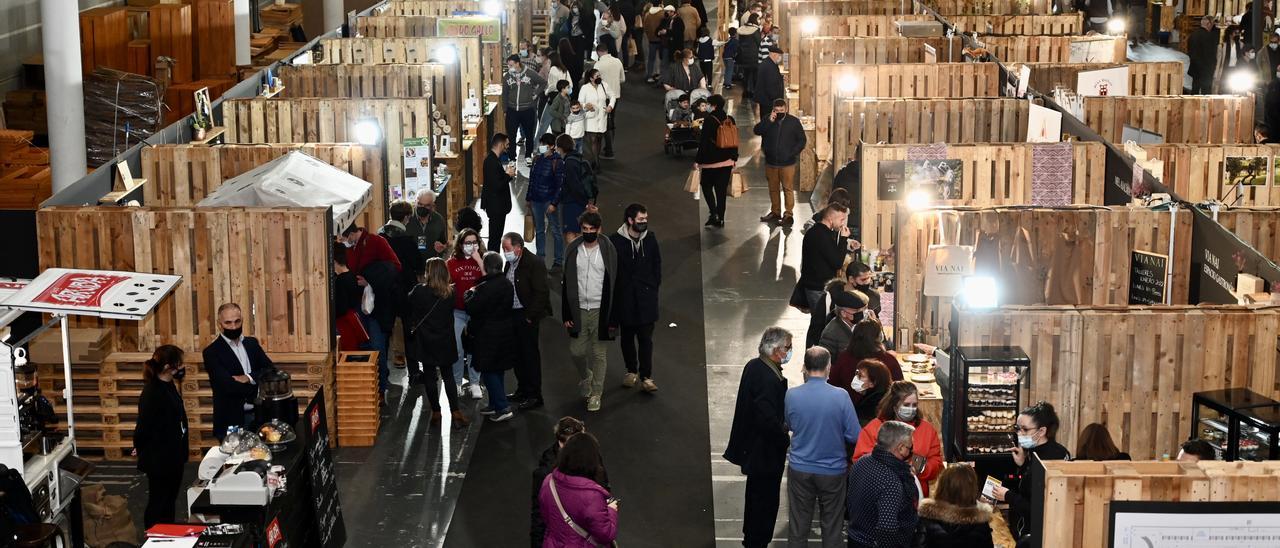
[753, 98, 807, 226]
[504, 54, 547, 165]
[561, 210, 617, 412]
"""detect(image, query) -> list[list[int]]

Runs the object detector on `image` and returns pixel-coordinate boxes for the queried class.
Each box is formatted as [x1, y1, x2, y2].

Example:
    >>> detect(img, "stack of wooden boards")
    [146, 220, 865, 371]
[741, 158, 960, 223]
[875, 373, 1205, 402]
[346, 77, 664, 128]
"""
[0, 130, 51, 209]
[335, 351, 380, 447]
[253, 3, 307, 68]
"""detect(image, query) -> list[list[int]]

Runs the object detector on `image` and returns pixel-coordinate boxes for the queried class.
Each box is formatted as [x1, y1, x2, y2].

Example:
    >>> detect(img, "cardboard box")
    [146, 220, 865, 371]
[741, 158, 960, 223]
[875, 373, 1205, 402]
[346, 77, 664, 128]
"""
[28, 328, 112, 365]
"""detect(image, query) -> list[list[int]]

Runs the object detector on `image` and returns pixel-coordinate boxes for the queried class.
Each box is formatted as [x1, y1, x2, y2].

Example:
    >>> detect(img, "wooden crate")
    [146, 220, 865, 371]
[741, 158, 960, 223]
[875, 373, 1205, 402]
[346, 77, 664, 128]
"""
[831, 97, 1031, 167]
[318, 36, 487, 98]
[795, 36, 964, 112]
[278, 64, 442, 99]
[1215, 207, 1280, 261]
[38, 351, 335, 459]
[259, 3, 302, 28]
[956, 306, 1280, 459]
[923, 0, 1055, 14]
[1084, 95, 1255, 144]
[148, 3, 194, 83]
[356, 15, 440, 37]
[813, 63, 1002, 161]
[1140, 144, 1280, 205]
[1042, 461, 1280, 548]
[128, 40, 152, 76]
[193, 0, 236, 80]
[221, 97, 437, 201]
[0, 129, 51, 209]
[858, 143, 1109, 252]
[980, 35, 1127, 63]
[945, 13, 1084, 34]
[81, 7, 131, 74]
[897, 207, 1193, 346]
[141, 144, 387, 230]
[1006, 62, 1185, 96]
[36, 207, 333, 354]
[336, 351, 380, 447]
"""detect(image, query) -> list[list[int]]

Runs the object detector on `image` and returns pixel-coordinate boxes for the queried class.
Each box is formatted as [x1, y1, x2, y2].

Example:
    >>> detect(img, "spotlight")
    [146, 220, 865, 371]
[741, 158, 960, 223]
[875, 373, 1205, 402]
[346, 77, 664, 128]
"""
[838, 74, 859, 94]
[433, 45, 458, 64]
[905, 188, 933, 211]
[801, 17, 819, 35]
[483, 0, 502, 16]
[1227, 69, 1257, 93]
[962, 276, 999, 309]
[1106, 17, 1126, 34]
[353, 117, 382, 146]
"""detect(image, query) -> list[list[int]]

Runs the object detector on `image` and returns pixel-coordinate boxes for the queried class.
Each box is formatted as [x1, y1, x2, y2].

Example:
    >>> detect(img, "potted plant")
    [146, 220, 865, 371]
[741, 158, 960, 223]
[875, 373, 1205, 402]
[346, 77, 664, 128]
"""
[192, 116, 209, 141]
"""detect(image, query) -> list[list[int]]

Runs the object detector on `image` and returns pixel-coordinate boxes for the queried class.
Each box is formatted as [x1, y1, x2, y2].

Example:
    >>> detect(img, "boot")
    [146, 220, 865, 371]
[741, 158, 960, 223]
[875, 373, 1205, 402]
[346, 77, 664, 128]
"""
[451, 410, 471, 427]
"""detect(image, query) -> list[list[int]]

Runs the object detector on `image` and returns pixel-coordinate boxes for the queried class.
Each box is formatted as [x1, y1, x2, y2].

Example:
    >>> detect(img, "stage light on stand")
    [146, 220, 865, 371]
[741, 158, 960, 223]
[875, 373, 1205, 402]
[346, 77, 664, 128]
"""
[961, 276, 999, 309]
[1106, 17, 1126, 34]
[354, 117, 383, 146]
[1227, 69, 1257, 94]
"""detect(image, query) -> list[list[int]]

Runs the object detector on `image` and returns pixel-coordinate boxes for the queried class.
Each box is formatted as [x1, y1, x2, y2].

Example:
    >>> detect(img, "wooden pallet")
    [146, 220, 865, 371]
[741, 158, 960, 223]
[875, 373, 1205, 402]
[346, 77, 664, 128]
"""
[193, 0, 236, 80]
[923, 0, 1055, 14]
[812, 63, 1001, 161]
[980, 35, 1127, 63]
[1214, 207, 1280, 262]
[2, 90, 47, 135]
[1084, 95, 1255, 145]
[780, 0, 916, 36]
[956, 306, 1280, 459]
[795, 36, 964, 112]
[1140, 144, 1280, 206]
[858, 143, 1109, 252]
[0, 129, 51, 209]
[148, 3, 194, 83]
[36, 207, 333, 353]
[1006, 61, 1185, 96]
[336, 351, 380, 447]
[140, 144, 386, 230]
[80, 7, 131, 74]
[278, 64, 442, 99]
[259, 3, 302, 28]
[318, 36, 491, 98]
[355, 15, 440, 37]
[128, 39, 152, 76]
[831, 98, 1031, 167]
[1183, 0, 1248, 16]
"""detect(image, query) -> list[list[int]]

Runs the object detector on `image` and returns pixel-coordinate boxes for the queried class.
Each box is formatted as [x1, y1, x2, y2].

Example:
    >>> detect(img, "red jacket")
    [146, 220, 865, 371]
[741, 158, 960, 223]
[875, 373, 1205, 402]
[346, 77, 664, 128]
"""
[347, 232, 401, 276]
[852, 417, 944, 497]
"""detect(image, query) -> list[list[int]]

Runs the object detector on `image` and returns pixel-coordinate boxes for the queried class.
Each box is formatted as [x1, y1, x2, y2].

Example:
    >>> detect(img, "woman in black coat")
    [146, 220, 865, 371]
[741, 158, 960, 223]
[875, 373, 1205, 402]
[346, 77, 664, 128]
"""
[464, 251, 518, 421]
[410, 257, 468, 426]
[133, 345, 189, 528]
[694, 94, 739, 227]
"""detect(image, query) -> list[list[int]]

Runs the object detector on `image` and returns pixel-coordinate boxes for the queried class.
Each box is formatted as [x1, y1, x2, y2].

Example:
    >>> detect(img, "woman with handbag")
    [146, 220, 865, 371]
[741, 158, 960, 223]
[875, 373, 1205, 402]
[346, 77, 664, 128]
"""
[694, 94, 739, 228]
[409, 258, 469, 426]
[447, 229, 487, 399]
[538, 432, 619, 547]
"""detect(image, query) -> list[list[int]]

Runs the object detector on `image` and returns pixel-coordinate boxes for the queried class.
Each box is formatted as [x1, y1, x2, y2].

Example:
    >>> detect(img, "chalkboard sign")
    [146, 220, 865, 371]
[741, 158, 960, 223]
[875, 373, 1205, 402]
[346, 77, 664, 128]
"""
[304, 390, 346, 548]
[1129, 250, 1168, 305]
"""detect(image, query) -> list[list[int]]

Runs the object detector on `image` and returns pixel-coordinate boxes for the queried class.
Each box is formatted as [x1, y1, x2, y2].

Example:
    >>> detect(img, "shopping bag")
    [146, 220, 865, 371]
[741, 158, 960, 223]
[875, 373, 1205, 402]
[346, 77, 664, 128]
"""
[684, 169, 701, 193]
[728, 170, 749, 197]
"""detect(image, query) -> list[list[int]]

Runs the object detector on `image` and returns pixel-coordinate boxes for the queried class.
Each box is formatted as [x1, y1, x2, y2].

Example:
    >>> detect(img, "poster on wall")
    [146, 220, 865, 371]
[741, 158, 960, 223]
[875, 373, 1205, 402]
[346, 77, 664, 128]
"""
[1272, 156, 1280, 186]
[877, 160, 962, 200]
[402, 137, 433, 200]
[923, 245, 975, 297]
[1076, 66, 1129, 96]
[923, 44, 937, 64]
[1224, 156, 1270, 188]
[1027, 103, 1062, 143]
[1128, 250, 1168, 305]
[1111, 501, 1280, 548]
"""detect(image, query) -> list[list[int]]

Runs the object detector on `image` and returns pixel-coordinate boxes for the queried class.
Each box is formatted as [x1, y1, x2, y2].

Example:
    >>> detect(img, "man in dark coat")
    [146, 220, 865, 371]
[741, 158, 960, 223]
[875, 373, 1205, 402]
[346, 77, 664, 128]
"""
[204, 303, 274, 440]
[1188, 16, 1220, 94]
[754, 45, 786, 120]
[736, 18, 762, 99]
[503, 232, 551, 410]
[465, 251, 518, 422]
[482, 133, 517, 251]
[753, 98, 806, 225]
[562, 211, 618, 412]
[379, 201, 426, 372]
[608, 203, 662, 393]
[799, 204, 852, 348]
[724, 327, 793, 548]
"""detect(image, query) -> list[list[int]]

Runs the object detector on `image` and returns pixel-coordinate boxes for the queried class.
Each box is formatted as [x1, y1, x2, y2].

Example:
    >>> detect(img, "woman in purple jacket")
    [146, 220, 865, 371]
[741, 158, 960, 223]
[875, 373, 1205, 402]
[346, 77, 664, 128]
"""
[538, 432, 619, 547]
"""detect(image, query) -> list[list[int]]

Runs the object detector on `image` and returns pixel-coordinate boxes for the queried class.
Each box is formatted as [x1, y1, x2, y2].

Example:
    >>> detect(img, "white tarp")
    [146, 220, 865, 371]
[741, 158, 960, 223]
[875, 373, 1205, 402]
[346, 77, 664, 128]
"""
[197, 151, 372, 235]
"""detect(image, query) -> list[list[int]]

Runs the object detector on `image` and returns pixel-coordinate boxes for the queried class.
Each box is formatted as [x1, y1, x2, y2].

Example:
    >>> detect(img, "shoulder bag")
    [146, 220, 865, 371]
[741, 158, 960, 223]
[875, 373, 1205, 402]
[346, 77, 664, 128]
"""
[549, 475, 617, 548]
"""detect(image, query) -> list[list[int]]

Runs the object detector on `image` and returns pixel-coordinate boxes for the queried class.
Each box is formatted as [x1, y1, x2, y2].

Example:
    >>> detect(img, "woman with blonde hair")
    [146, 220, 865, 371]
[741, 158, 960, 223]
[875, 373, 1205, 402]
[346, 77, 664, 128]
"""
[410, 257, 468, 425]
[915, 465, 995, 547]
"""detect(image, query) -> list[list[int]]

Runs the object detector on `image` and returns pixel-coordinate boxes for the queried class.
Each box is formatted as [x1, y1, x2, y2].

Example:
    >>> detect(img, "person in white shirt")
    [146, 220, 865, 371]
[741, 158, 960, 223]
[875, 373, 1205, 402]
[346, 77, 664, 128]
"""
[203, 303, 275, 440]
[592, 43, 626, 159]
[577, 67, 615, 171]
[560, 211, 617, 412]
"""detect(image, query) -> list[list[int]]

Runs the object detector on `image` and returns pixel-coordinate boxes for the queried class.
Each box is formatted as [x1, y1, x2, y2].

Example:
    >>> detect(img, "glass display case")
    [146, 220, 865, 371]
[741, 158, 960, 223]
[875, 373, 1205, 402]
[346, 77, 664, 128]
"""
[1191, 389, 1280, 461]
[944, 346, 1030, 482]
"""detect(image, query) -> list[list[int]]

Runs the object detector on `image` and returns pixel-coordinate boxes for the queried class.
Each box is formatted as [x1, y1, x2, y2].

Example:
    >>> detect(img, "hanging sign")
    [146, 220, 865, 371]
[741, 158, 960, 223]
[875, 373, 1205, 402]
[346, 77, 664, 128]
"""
[923, 245, 975, 297]
[437, 16, 501, 43]
[1129, 250, 1169, 305]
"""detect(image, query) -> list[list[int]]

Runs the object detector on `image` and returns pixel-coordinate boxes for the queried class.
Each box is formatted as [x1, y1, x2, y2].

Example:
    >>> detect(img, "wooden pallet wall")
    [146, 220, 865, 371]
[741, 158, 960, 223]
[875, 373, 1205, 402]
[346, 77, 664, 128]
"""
[896, 207, 1193, 345]
[813, 63, 1002, 161]
[1042, 461, 1280, 548]
[923, 0, 1055, 14]
[858, 143, 1108, 251]
[957, 305, 1280, 460]
[221, 97, 435, 199]
[796, 36, 964, 113]
[944, 13, 1084, 34]
[780, 0, 916, 37]
[831, 98, 1031, 167]
[317, 36, 488, 98]
[140, 144, 387, 229]
[1007, 62, 1185, 96]
[1213, 208, 1280, 262]
[36, 207, 332, 354]
[1084, 95, 1255, 144]
[1139, 144, 1280, 206]
[1183, 0, 1249, 16]
[193, 0, 236, 79]
[278, 64, 442, 99]
[356, 15, 439, 37]
[980, 35, 1127, 63]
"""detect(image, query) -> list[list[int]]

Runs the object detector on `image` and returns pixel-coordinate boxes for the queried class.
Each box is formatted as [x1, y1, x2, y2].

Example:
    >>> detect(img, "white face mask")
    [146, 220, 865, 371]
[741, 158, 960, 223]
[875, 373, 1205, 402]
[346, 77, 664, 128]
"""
[463, 243, 479, 256]
[343, 239, 355, 248]
[538, 144, 550, 154]
[520, 49, 529, 57]
[508, 66, 520, 74]
[851, 376, 867, 393]
[503, 250, 518, 263]
[1271, 43, 1279, 50]
[896, 405, 916, 421]
[782, 349, 793, 364]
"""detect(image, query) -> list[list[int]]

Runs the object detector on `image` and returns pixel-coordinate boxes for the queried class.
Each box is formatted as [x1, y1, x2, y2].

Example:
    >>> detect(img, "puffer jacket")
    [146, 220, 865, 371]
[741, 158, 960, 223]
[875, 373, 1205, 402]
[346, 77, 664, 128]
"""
[504, 65, 547, 112]
[913, 499, 995, 548]
[526, 152, 565, 204]
[538, 469, 617, 548]
[736, 25, 761, 67]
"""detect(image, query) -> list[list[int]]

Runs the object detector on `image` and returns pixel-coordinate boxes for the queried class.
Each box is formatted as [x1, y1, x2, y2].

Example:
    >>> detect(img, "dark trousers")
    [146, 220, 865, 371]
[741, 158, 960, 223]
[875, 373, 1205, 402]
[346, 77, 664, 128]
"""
[700, 60, 713, 87]
[506, 107, 538, 159]
[805, 289, 827, 349]
[513, 310, 543, 399]
[742, 466, 784, 548]
[418, 357, 460, 412]
[701, 166, 732, 221]
[620, 322, 655, 379]
[627, 27, 646, 67]
[1191, 73, 1214, 94]
[143, 461, 184, 528]
[740, 66, 758, 98]
[604, 104, 618, 155]
[485, 207, 510, 251]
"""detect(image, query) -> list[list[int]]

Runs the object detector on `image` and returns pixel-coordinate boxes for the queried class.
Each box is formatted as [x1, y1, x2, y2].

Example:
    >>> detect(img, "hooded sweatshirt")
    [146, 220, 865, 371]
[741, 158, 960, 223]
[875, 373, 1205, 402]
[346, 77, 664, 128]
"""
[608, 223, 662, 326]
[503, 64, 547, 112]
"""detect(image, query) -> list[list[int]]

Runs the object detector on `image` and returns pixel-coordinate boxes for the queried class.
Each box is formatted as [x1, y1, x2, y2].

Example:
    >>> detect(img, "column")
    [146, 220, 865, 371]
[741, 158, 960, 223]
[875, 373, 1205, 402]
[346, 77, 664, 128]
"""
[234, 0, 250, 66]
[39, 0, 88, 193]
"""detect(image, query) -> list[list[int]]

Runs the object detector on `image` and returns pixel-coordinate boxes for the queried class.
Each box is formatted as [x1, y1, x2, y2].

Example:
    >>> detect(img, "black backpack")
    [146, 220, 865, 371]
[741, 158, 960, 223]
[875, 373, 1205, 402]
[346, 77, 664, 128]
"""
[566, 155, 598, 201]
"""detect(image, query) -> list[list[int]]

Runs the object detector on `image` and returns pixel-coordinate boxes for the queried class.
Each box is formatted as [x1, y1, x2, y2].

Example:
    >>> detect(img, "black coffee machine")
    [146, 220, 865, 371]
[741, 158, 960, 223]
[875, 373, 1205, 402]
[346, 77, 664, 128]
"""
[254, 369, 298, 426]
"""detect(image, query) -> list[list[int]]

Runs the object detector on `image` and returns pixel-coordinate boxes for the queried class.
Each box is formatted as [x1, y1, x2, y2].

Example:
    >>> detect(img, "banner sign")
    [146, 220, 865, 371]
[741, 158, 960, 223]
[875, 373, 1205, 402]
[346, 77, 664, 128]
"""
[437, 16, 501, 43]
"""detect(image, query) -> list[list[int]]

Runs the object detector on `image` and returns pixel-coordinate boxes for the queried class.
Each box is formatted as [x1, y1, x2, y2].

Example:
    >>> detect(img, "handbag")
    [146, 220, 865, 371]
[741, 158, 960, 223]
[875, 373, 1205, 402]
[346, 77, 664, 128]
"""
[788, 282, 811, 313]
[684, 169, 701, 193]
[549, 475, 617, 548]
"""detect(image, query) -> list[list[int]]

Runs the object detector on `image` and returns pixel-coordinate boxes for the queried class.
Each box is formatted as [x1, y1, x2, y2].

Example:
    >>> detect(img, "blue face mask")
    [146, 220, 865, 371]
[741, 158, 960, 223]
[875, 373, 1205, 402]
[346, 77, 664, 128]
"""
[1017, 434, 1038, 449]
[783, 349, 793, 364]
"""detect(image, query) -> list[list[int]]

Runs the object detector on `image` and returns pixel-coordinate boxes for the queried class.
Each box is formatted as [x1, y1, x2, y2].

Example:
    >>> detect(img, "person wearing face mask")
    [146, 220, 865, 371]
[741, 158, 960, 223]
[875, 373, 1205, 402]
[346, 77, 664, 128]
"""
[755, 45, 786, 120]
[343, 223, 403, 398]
[723, 327, 794, 548]
[204, 303, 274, 440]
[465, 251, 519, 422]
[852, 381, 942, 497]
[817, 289, 868, 360]
[783, 347, 859, 548]
[1188, 16, 1219, 94]
[502, 232, 551, 410]
[483, 133, 519, 251]
[1262, 34, 1280, 83]
[134, 344, 189, 528]
[832, 318, 904, 387]
[990, 401, 1070, 542]
[407, 190, 449, 262]
[661, 5, 685, 65]
[848, 359, 892, 426]
[609, 203, 662, 393]
[798, 204, 852, 347]
[504, 55, 548, 166]
[592, 43, 625, 160]
[561, 211, 618, 412]
[662, 49, 707, 94]
[447, 229, 487, 399]
[845, 420, 920, 548]
[578, 69, 614, 172]
[845, 262, 881, 318]
[527, 133, 568, 269]
[379, 201, 426, 370]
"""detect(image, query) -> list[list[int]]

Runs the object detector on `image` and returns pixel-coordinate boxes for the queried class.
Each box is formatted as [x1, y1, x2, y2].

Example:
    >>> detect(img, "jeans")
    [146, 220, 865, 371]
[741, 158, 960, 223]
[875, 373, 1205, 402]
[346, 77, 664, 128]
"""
[723, 58, 736, 86]
[512, 310, 543, 399]
[361, 313, 390, 392]
[534, 99, 555, 142]
[574, 137, 584, 153]
[700, 166, 732, 221]
[647, 41, 665, 78]
[481, 370, 509, 413]
[570, 308, 609, 398]
[505, 107, 538, 160]
[531, 200, 564, 266]
[765, 164, 797, 217]
[143, 461, 184, 528]
[805, 289, 827, 349]
[787, 468, 848, 548]
[620, 323, 655, 379]
[452, 309, 479, 386]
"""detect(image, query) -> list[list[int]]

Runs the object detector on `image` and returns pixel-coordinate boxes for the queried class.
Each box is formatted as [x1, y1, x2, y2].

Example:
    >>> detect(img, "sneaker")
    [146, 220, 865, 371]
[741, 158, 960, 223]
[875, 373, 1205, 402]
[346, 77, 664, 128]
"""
[479, 406, 497, 416]
[587, 396, 602, 412]
[781, 215, 795, 227]
[578, 378, 592, 398]
[468, 384, 483, 399]
[641, 378, 658, 392]
[760, 212, 781, 223]
[705, 216, 718, 227]
[622, 373, 638, 388]
[489, 410, 515, 422]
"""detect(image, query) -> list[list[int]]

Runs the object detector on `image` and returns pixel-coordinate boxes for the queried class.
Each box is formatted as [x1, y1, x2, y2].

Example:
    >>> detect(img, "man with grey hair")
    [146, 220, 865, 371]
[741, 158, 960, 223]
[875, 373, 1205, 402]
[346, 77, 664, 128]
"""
[845, 420, 919, 547]
[784, 347, 859, 547]
[407, 190, 449, 261]
[724, 326, 793, 548]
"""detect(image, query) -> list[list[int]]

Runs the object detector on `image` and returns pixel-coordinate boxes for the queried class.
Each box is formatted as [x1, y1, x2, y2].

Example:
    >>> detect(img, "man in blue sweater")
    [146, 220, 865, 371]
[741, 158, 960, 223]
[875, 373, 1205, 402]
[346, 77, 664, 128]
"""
[785, 346, 860, 548]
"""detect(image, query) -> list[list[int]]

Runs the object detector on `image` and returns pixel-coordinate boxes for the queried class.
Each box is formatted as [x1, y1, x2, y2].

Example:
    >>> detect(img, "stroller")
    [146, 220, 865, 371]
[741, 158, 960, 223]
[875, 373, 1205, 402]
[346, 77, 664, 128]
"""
[663, 88, 710, 156]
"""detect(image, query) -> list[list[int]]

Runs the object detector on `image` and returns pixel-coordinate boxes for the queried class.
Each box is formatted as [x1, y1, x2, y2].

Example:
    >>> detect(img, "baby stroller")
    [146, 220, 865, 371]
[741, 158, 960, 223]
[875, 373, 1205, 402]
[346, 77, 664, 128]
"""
[663, 88, 710, 156]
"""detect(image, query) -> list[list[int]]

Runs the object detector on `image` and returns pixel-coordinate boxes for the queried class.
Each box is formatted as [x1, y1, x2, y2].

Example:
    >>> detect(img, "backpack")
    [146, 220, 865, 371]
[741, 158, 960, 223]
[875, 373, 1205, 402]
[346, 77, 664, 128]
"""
[567, 155, 598, 201]
[715, 116, 739, 149]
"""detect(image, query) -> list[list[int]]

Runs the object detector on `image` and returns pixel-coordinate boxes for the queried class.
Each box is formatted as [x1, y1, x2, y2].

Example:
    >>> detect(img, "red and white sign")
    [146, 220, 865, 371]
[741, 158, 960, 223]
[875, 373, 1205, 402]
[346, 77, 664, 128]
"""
[0, 268, 181, 320]
[32, 273, 130, 307]
[266, 518, 284, 547]
[310, 405, 321, 434]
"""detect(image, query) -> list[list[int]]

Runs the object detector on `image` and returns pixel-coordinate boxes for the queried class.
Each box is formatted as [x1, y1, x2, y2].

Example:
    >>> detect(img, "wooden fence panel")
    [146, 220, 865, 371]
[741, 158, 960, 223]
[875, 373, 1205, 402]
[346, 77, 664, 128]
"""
[355, 15, 438, 37]
[981, 35, 1126, 63]
[923, 0, 1056, 14]
[796, 36, 964, 112]
[278, 64, 440, 99]
[946, 13, 1084, 34]
[1007, 62, 1184, 95]
[780, 0, 915, 37]
[1142, 144, 1280, 205]
[1213, 208, 1280, 263]
[318, 36, 487, 98]
[1084, 95, 1255, 144]
[831, 98, 1031, 167]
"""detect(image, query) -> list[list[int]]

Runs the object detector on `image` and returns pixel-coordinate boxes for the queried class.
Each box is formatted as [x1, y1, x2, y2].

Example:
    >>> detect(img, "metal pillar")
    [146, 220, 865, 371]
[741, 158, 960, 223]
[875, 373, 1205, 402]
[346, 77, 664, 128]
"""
[234, 0, 251, 66]
[324, 0, 344, 33]
[39, 0, 88, 193]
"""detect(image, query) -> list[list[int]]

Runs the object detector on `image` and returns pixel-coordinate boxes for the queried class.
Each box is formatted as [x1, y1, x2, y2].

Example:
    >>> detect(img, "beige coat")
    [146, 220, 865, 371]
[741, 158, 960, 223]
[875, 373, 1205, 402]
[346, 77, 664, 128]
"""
[678, 4, 701, 43]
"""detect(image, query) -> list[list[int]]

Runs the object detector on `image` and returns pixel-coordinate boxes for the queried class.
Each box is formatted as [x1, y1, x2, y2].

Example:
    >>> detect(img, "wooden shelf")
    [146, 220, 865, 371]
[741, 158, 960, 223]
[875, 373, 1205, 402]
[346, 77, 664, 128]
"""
[189, 125, 226, 144]
[260, 85, 285, 98]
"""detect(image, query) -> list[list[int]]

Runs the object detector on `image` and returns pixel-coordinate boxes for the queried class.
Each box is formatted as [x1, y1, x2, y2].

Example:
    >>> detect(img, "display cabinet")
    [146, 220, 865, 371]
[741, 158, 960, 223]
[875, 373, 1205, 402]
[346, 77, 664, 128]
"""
[944, 346, 1030, 482]
[1192, 389, 1280, 462]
